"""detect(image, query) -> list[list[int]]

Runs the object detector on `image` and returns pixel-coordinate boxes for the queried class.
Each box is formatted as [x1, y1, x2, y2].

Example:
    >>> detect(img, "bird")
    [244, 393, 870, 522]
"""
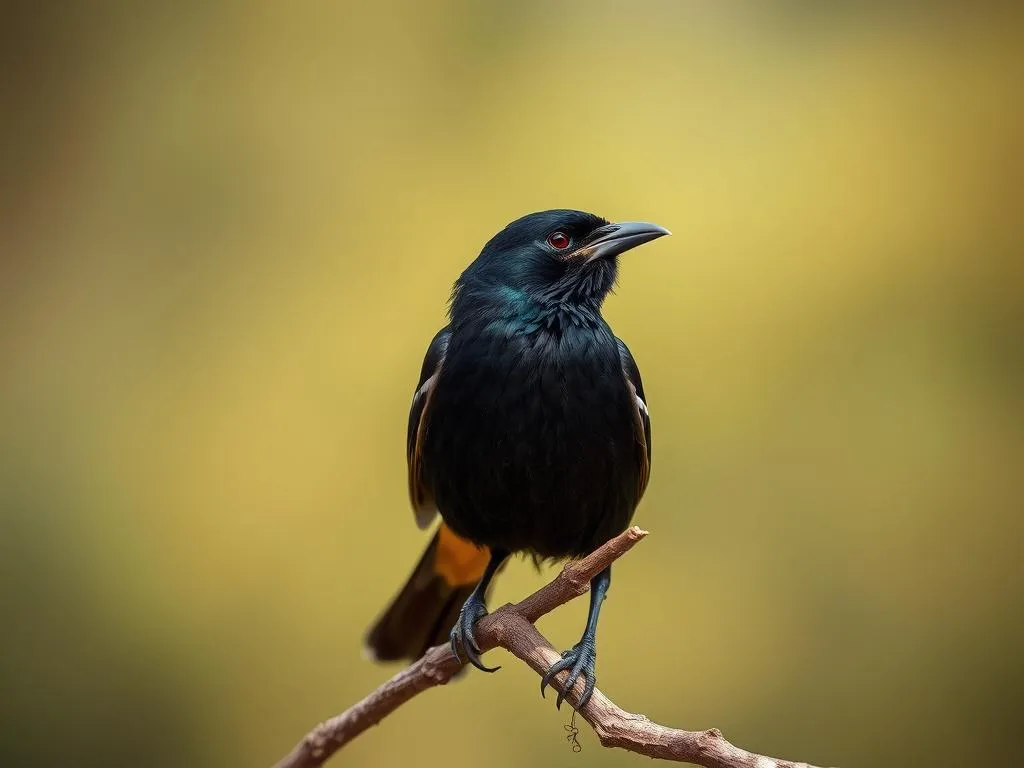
[365, 209, 669, 709]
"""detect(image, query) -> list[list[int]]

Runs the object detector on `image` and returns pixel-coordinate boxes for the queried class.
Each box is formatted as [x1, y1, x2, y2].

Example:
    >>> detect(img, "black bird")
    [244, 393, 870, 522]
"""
[365, 209, 669, 708]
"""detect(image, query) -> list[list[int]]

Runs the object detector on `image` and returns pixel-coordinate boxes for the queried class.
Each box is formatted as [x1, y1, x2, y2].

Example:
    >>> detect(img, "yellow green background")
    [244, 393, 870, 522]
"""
[2, 3, 1021, 767]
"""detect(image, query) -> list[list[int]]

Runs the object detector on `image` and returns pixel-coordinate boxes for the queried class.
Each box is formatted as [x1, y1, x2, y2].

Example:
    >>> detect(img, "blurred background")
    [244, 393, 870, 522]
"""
[1, 2, 1022, 767]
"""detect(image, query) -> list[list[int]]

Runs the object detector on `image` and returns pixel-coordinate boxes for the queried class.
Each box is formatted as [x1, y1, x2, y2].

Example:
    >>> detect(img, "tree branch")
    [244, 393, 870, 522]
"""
[273, 527, 830, 768]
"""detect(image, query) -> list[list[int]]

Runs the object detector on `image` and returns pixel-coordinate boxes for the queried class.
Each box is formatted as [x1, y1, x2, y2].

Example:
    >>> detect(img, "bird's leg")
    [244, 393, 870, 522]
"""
[449, 548, 509, 672]
[540, 565, 611, 709]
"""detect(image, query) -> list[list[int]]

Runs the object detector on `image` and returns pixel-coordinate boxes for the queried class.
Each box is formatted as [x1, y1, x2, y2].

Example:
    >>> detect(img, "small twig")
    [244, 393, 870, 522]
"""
[273, 527, 831, 768]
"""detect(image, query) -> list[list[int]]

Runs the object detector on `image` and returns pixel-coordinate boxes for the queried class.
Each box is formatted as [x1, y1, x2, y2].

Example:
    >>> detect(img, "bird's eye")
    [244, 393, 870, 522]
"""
[547, 231, 571, 250]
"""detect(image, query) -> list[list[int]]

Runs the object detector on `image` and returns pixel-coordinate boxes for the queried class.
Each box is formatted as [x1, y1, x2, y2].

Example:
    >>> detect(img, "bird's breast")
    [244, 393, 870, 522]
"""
[422, 324, 641, 557]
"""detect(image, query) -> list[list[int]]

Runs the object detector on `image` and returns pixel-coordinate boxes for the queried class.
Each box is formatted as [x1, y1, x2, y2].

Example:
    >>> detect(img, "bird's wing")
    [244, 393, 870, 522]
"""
[408, 326, 451, 529]
[616, 337, 652, 500]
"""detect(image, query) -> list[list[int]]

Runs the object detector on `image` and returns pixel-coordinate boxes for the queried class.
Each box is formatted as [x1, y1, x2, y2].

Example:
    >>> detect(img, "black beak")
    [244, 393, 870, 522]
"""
[577, 221, 671, 262]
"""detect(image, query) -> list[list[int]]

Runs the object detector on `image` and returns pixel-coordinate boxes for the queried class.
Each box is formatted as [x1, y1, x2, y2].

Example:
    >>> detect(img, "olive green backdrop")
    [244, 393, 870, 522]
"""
[1, 3, 1021, 767]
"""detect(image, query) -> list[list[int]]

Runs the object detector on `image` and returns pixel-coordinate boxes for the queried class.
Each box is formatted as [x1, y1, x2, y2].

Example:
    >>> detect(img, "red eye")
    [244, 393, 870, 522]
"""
[547, 231, 570, 250]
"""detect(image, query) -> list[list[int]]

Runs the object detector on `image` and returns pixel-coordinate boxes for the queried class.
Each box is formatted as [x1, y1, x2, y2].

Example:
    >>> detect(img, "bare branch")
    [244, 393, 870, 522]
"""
[273, 527, 830, 768]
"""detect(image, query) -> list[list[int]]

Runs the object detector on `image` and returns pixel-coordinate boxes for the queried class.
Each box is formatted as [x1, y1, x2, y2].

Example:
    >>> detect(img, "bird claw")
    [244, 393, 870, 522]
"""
[449, 595, 500, 673]
[540, 640, 597, 710]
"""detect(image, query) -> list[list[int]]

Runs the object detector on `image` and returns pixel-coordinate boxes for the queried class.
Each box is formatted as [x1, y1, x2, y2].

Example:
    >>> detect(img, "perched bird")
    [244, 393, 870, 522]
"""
[365, 209, 669, 708]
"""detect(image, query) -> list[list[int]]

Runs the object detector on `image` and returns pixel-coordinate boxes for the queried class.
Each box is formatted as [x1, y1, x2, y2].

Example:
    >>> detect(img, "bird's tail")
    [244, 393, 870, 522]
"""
[364, 523, 492, 663]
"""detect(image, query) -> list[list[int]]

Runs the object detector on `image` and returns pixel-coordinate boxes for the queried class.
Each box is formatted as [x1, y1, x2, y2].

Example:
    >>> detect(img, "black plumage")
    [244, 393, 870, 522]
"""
[367, 209, 669, 707]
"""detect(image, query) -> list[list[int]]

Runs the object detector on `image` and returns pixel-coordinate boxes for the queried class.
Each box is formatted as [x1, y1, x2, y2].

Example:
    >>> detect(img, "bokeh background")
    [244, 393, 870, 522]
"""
[2, 3, 1022, 767]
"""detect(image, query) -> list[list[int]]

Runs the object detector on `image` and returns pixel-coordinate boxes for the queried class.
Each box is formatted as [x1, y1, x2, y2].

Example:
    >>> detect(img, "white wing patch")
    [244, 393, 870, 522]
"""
[414, 372, 438, 401]
[410, 371, 440, 529]
[635, 393, 649, 418]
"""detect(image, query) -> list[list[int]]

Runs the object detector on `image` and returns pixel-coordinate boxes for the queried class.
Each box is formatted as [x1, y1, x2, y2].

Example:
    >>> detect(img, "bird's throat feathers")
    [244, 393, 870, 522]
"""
[449, 260, 618, 333]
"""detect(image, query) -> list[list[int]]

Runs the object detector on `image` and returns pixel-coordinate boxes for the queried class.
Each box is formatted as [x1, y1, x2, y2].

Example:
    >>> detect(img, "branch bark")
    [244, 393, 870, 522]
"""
[273, 527, 830, 768]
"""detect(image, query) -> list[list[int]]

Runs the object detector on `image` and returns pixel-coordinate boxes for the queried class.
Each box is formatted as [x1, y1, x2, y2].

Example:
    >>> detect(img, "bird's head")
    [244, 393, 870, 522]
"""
[452, 209, 670, 318]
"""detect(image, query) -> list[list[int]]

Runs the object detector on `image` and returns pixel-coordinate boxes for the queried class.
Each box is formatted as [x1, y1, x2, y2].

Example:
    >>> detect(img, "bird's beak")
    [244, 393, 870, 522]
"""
[576, 221, 672, 263]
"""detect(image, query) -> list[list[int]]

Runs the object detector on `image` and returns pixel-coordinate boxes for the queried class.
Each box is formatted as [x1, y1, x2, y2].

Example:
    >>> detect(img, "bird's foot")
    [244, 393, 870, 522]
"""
[449, 593, 499, 673]
[540, 639, 597, 709]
